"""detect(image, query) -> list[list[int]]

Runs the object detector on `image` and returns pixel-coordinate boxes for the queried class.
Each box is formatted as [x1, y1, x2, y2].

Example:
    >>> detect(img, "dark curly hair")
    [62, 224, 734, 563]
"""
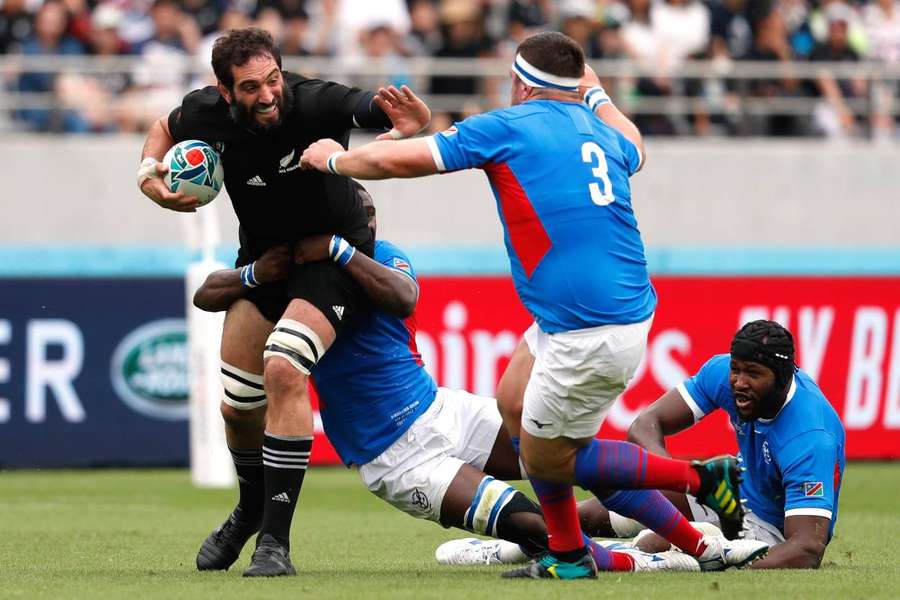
[211, 27, 282, 90]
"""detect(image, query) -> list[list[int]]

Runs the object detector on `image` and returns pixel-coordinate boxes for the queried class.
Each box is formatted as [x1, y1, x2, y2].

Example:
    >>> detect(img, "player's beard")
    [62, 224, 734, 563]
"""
[229, 84, 295, 134]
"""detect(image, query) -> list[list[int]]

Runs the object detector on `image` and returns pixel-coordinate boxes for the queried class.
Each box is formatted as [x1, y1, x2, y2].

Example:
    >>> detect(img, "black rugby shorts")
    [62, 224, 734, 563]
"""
[237, 260, 370, 334]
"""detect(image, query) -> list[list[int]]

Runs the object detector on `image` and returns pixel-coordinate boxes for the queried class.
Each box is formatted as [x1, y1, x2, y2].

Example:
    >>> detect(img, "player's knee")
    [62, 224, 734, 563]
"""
[262, 318, 325, 395]
[220, 402, 264, 432]
[263, 356, 307, 399]
[496, 380, 523, 424]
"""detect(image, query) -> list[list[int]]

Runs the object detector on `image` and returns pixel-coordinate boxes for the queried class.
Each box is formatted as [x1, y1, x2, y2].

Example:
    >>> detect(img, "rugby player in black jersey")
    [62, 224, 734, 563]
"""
[136, 28, 430, 577]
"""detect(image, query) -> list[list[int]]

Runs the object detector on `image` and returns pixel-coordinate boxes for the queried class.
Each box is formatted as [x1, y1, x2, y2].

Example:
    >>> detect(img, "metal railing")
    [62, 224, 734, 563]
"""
[2, 55, 899, 135]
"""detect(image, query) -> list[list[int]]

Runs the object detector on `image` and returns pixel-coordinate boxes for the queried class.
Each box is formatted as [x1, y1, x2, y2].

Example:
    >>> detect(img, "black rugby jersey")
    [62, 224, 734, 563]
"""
[167, 72, 391, 257]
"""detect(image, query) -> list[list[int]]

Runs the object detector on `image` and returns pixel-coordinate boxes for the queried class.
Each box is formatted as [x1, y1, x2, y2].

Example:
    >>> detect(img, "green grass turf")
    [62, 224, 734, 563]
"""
[0, 463, 897, 600]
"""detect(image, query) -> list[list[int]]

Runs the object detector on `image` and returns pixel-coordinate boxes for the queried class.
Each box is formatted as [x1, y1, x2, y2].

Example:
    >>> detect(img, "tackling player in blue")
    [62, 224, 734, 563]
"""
[193, 190, 763, 575]
[300, 31, 767, 578]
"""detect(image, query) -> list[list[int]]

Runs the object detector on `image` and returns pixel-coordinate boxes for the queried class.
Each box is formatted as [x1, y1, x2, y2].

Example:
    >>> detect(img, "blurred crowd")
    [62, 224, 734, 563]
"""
[1, 0, 898, 137]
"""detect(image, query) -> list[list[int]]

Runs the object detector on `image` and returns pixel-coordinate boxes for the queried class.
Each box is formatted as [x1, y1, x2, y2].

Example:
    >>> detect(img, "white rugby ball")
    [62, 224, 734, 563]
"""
[163, 140, 224, 206]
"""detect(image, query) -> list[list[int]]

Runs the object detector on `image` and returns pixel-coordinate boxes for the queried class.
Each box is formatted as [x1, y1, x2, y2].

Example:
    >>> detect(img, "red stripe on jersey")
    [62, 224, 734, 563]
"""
[404, 312, 424, 366]
[484, 162, 551, 279]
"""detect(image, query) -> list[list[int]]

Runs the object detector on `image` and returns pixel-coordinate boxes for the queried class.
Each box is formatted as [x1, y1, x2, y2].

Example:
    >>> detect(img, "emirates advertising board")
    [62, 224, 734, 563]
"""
[0, 276, 897, 467]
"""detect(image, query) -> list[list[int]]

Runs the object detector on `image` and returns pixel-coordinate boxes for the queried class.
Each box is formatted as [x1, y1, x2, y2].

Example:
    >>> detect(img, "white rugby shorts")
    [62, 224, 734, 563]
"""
[357, 387, 503, 522]
[686, 495, 786, 546]
[521, 316, 653, 440]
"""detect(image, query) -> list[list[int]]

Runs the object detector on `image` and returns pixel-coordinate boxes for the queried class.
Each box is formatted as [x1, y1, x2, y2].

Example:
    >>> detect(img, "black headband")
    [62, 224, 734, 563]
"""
[730, 320, 797, 389]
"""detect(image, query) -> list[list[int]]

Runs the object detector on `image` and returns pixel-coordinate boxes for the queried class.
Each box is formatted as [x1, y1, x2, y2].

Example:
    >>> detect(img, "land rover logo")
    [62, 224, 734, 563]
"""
[111, 319, 189, 420]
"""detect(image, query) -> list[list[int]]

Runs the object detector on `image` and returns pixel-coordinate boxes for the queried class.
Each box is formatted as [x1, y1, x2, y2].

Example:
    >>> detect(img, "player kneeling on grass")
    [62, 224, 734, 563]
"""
[452, 321, 845, 570]
[192, 195, 762, 575]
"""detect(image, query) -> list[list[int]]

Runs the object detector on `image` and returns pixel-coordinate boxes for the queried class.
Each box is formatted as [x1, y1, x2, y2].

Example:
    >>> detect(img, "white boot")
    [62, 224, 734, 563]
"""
[693, 535, 769, 571]
[434, 538, 527, 565]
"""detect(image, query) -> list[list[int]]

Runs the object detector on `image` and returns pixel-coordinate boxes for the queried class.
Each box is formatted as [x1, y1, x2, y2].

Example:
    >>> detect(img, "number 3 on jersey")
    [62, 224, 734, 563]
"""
[581, 141, 615, 206]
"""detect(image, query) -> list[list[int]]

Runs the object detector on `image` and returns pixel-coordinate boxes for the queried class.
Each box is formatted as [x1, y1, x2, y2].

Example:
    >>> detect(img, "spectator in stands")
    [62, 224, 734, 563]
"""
[124, 0, 199, 130]
[808, 3, 867, 137]
[55, 3, 134, 132]
[429, 0, 492, 117]
[16, 0, 87, 132]
[862, 0, 900, 138]
[255, 5, 286, 44]
[333, 0, 410, 57]
[558, 0, 603, 58]
[194, 6, 252, 87]
[405, 0, 443, 56]
[709, 0, 753, 61]
[739, 7, 805, 136]
[281, 6, 311, 56]
[181, 0, 222, 36]
[61, 0, 93, 47]
[619, 0, 676, 134]
[352, 23, 411, 90]
[0, 0, 33, 55]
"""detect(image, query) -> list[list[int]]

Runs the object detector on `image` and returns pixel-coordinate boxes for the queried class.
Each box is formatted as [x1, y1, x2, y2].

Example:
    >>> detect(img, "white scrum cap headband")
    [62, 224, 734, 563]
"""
[511, 53, 581, 91]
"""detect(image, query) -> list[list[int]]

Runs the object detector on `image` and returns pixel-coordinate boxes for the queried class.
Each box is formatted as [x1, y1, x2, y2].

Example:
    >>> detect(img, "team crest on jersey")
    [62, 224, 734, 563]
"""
[278, 149, 301, 173]
[392, 257, 411, 273]
[803, 481, 824, 497]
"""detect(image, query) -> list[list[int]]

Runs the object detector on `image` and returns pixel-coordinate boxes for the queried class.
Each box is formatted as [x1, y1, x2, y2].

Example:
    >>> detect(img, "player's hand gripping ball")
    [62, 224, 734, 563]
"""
[163, 140, 224, 206]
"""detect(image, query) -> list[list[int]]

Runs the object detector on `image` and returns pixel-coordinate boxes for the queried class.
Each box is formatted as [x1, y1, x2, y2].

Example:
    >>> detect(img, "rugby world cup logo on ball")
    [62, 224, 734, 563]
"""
[110, 319, 190, 420]
[163, 139, 224, 206]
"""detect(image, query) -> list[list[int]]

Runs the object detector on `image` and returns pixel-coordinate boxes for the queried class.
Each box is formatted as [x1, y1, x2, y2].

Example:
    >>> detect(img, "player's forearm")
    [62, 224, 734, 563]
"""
[333, 139, 437, 180]
[142, 117, 175, 161]
[594, 103, 645, 167]
[746, 537, 825, 569]
[344, 254, 418, 318]
[193, 270, 244, 312]
[626, 414, 671, 457]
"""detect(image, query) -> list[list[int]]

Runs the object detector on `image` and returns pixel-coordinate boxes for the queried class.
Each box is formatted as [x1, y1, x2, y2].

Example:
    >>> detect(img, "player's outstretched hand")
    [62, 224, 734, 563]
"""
[300, 138, 344, 172]
[293, 235, 331, 264]
[374, 85, 431, 140]
[255, 245, 292, 282]
[140, 162, 199, 213]
[578, 64, 601, 97]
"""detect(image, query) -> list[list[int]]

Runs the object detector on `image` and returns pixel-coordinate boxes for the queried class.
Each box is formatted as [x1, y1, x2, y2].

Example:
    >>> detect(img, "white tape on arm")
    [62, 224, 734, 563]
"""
[584, 86, 612, 112]
[326, 151, 345, 175]
[137, 157, 160, 188]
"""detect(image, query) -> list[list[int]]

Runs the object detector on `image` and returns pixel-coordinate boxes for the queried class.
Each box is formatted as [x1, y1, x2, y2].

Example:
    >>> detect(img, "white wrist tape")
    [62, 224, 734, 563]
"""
[584, 86, 612, 111]
[388, 128, 405, 140]
[137, 157, 160, 188]
[328, 235, 356, 266]
[326, 151, 345, 175]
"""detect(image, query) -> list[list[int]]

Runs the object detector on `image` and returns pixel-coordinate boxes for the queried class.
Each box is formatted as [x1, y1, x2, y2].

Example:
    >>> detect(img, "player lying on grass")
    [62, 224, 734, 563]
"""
[449, 321, 845, 570]
[192, 192, 767, 574]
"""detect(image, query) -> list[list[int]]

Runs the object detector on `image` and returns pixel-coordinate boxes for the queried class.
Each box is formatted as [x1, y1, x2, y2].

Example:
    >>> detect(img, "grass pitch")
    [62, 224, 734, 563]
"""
[0, 463, 897, 600]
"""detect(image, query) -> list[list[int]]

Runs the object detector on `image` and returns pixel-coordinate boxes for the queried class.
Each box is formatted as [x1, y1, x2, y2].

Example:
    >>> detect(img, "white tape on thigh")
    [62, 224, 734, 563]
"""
[263, 319, 326, 375]
[220, 361, 266, 410]
[464, 477, 517, 537]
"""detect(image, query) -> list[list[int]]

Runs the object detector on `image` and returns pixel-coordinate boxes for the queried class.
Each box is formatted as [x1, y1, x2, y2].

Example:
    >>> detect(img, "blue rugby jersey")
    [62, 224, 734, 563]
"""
[311, 240, 437, 465]
[678, 354, 846, 541]
[426, 100, 656, 333]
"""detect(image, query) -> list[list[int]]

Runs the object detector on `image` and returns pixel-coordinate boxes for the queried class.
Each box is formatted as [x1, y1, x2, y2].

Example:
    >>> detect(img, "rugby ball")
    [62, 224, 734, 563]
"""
[163, 140, 224, 206]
